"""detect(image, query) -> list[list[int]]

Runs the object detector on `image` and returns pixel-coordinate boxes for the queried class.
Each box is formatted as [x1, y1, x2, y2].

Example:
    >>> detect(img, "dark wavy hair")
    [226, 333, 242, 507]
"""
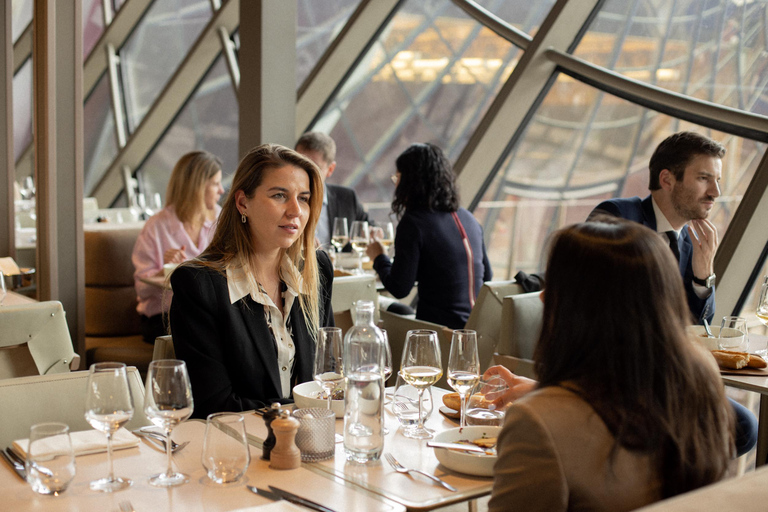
[535, 216, 732, 499]
[391, 143, 459, 218]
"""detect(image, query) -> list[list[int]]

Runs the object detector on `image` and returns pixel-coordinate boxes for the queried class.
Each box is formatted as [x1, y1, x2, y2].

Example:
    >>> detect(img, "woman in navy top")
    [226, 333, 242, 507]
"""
[367, 143, 492, 328]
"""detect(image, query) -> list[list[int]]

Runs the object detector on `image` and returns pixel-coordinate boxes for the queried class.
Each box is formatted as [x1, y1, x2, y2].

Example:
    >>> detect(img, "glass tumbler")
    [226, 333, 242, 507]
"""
[26, 423, 76, 495]
[202, 413, 250, 485]
[293, 408, 336, 462]
[465, 377, 508, 427]
[391, 372, 433, 432]
[719, 316, 748, 352]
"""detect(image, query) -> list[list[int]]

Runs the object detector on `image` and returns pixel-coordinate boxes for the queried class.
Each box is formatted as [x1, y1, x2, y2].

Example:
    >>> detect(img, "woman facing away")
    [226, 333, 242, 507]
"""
[487, 217, 732, 512]
[169, 144, 334, 419]
[366, 143, 492, 329]
[132, 150, 224, 344]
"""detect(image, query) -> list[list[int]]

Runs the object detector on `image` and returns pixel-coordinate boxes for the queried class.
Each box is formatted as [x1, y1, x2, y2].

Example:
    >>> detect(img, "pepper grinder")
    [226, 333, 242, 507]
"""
[262, 403, 282, 461]
[269, 410, 301, 469]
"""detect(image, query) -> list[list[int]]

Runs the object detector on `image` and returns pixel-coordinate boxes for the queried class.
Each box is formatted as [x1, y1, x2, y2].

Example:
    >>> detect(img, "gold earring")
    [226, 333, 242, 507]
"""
[241, 212, 247, 224]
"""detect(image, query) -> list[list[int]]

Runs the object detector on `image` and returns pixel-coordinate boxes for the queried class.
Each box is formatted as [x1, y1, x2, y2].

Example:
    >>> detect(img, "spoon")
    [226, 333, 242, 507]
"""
[703, 319, 715, 338]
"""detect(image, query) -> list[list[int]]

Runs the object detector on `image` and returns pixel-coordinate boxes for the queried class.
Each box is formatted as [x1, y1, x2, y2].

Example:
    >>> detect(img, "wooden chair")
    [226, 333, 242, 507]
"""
[0, 301, 80, 380]
[0, 367, 150, 448]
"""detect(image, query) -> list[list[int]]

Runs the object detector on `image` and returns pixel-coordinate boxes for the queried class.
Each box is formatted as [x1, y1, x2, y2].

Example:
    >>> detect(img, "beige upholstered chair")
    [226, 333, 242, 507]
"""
[152, 335, 176, 360]
[331, 274, 378, 334]
[0, 367, 150, 447]
[0, 301, 80, 380]
[84, 223, 153, 376]
[494, 291, 544, 379]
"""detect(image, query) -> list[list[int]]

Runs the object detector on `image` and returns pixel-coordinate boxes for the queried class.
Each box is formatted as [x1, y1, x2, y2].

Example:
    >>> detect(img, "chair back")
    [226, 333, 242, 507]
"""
[152, 335, 176, 360]
[379, 310, 453, 389]
[331, 274, 378, 333]
[0, 301, 79, 379]
[495, 291, 544, 379]
[464, 280, 525, 370]
[0, 367, 150, 448]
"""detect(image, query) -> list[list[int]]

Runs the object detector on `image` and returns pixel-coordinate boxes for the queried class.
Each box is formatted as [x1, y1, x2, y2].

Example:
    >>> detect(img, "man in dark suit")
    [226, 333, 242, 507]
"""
[590, 131, 723, 326]
[295, 132, 371, 247]
[590, 132, 758, 457]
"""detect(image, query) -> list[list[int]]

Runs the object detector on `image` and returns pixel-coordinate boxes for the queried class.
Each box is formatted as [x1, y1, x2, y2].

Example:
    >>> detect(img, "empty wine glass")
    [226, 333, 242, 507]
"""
[350, 221, 369, 274]
[399, 330, 442, 439]
[314, 327, 344, 410]
[144, 360, 194, 487]
[756, 276, 768, 357]
[447, 330, 480, 427]
[85, 362, 134, 492]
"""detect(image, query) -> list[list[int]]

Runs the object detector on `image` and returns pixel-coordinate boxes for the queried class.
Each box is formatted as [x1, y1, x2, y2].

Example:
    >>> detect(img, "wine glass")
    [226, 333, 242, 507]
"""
[380, 329, 393, 434]
[314, 327, 344, 410]
[447, 330, 480, 427]
[331, 218, 349, 254]
[399, 330, 442, 439]
[350, 220, 369, 274]
[0, 271, 6, 305]
[379, 222, 395, 255]
[144, 359, 194, 487]
[756, 276, 768, 357]
[84, 362, 134, 492]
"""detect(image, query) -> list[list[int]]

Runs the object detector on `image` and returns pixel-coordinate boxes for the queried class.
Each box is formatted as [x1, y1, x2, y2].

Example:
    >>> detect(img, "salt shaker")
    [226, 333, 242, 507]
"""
[262, 403, 282, 460]
[269, 410, 301, 469]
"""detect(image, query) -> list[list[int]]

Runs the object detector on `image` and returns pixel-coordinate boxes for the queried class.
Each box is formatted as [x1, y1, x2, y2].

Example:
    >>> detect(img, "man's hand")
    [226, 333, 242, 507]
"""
[688, 219, 718, 280]
[163, 246, 187, 265]
[482, 365, 538, 409]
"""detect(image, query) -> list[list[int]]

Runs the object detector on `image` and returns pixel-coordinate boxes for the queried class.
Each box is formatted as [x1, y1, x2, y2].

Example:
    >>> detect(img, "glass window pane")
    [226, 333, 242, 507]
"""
[297, 0, 360, 87]
[741, 262, 768, 335]
[310, 0, 525, 224]
[83, 0, 105, 59]
[474, 0, 556, 38]
[84, 73, 119, 195]
[476, 75, 765, 279]
[12, 0, 32, 44]
[136, 56, 238, 205]
[119, 0, 212, 130]
[574, 0, 768, 115]
[13, 59, 32, 162]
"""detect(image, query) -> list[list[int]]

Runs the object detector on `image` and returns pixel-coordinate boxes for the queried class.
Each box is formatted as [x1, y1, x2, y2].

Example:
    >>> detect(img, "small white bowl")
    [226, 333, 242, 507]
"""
[432, 426, 501, 477]
[292, 381, 344, 418]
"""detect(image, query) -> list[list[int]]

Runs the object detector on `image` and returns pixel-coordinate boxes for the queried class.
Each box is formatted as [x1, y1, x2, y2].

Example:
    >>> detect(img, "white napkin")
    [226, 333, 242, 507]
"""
[12, 427, 140, 458]
[229, 502, 304, 512]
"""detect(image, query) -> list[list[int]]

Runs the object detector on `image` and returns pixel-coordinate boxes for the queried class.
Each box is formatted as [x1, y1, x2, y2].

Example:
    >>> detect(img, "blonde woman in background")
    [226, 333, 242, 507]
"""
[169, 144, 334, 419]
[132, 150, 224, 344]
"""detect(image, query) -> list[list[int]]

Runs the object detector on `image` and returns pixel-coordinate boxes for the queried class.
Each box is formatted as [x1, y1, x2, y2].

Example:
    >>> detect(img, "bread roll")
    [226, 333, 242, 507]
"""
[711, 350, 749, 370]
[749, 354, 768, 369]
[442, 392, 493, 411]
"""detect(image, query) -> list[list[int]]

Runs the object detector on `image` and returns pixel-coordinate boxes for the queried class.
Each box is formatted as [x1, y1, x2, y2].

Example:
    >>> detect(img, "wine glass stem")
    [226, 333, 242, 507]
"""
[459, 393, 468, 428]
[416, 388, 425, 431]
[165, 428, 174, 477]
[327, 391, 332, 410]
[105, 431, 115, 481]
[357, 252, 363, 272]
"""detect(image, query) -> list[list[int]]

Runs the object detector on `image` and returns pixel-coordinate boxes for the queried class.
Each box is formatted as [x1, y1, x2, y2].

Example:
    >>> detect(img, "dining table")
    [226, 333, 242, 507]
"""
[0, 420, 406, 512]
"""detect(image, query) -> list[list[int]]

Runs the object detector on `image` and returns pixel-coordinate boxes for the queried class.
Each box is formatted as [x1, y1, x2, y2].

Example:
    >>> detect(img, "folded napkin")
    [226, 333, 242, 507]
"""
[12, 427, 139, 458]
[229, 502, 304, 512]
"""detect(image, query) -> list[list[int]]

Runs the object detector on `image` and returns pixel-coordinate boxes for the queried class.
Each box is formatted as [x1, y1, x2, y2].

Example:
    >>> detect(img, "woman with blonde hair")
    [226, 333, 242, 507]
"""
[132, 150, 224, 344]
[169, 144, 334, 419]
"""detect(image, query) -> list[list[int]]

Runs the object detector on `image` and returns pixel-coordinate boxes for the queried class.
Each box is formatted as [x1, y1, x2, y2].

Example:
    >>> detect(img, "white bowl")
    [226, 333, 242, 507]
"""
[292, 381, 344, 418]
[432, 426, 501, 477]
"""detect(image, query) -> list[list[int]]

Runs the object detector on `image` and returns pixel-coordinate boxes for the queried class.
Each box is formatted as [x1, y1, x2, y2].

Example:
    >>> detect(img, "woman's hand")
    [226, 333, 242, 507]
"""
[483, 365, 538, 408]
[164, 246, 187, 265]
[366, 241, 384, 260]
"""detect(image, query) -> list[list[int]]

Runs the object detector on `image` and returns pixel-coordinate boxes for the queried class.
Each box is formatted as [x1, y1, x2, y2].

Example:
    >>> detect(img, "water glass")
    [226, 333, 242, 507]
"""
[202, 413, 249, 485]
[391, 372, 433, 431]
[465, 377, 508, 427]
[719, 316, 748, 352]
[293, 408, 335, 462]
[26, 423, 75, 495]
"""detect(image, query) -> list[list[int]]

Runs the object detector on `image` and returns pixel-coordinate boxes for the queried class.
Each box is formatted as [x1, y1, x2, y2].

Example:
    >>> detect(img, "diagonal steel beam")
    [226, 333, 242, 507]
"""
[90, 0, 239, 206]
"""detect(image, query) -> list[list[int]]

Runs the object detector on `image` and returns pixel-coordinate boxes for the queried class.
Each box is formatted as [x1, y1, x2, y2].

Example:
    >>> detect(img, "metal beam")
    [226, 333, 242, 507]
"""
[12, 22, 31, 75]
[1, 0, 14, 259]
[90, 0, 238, 206]
[83, 0, 153, 100]
[450, 0, 531, 50]
[453, 0, 602, 208]
[296, 0, 403, 138]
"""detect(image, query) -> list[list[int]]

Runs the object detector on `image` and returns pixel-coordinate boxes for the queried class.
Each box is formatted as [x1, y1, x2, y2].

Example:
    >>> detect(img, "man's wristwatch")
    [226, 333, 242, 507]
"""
[693, 273, 716, 289]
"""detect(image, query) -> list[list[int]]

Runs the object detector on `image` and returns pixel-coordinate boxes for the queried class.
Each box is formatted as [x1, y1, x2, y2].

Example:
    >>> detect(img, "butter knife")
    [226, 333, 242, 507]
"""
[268, 485, 337, 512]
[1, 448, 26, 481]
[426, 441, 489, 453]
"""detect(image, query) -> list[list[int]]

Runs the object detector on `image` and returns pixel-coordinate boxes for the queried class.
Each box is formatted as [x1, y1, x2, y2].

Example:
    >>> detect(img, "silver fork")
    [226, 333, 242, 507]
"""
[132, 429, 189, 453]
[384, 453, 457, 492]
[393, 401, 410, 411]
[118, 501, 135, 512]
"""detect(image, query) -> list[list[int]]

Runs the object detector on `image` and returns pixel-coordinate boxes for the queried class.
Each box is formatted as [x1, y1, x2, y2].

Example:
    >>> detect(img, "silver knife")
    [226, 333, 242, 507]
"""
[426, 441, 490, 453]
[1, 448, 26, 481]
[268, 485, 337, 512]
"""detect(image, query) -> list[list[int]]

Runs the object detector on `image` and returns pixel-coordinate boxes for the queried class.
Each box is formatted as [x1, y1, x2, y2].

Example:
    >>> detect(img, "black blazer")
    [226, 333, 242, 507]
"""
[590, 195, 715, 325]
[169, 250, 334, 419]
